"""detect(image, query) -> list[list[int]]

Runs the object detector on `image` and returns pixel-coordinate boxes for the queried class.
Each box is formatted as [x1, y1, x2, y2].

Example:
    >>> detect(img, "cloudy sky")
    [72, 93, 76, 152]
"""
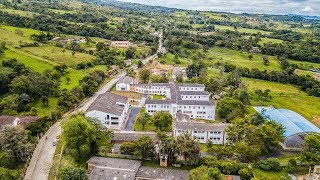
[117, 0, 320, 16]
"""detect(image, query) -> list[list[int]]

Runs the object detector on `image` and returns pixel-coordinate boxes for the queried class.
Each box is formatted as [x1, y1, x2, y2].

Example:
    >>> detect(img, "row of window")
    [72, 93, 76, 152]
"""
[179, 106, 206, 109]
[179, 87, 203, 91]
[177, 130, 223, 134]
[181, 95, 206, 99]
[147, 105, 170, 108]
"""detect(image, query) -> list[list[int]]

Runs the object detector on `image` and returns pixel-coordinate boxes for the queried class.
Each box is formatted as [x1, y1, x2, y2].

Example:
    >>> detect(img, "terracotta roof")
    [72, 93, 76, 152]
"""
[87, 92, 128, 116]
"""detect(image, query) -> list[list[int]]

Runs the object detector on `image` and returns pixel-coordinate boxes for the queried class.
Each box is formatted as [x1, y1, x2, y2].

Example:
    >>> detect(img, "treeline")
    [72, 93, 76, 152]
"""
[224, 63, 320, 97]
[165, 28, 320, 63]
[0, 11, 157, 43]
[0, 59, 60, 115]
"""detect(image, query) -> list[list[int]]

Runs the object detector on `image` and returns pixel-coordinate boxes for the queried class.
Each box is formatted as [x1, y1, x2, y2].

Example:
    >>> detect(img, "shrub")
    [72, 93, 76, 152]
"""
[257, 158, 281, 172]
[238, 168, 253, 180]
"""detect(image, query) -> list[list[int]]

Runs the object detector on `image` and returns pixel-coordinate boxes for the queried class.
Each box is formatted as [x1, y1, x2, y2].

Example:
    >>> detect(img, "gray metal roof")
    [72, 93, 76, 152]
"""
[179, 91, 210, 95]
[87, 157, 141, 180]
[145, 99, 174, 104]
[118, 76, 134, 84]
[174, 122, 229, 132]
[176, 83, 205, 87]
[87, 92, 128, 116]
[136, 166, 189, 180]
[177, 100, 214, 106]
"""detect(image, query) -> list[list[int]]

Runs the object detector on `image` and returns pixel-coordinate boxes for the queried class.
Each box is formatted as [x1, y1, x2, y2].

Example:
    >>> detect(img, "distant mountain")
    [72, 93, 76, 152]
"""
[288, 14, 320, 21]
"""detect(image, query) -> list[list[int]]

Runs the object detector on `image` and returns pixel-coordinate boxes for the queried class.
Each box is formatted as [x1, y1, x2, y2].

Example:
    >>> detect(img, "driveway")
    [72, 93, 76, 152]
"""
[24, 73, 126, 180]
[125, 107, 141, 131]
[138, 94, 149, 107]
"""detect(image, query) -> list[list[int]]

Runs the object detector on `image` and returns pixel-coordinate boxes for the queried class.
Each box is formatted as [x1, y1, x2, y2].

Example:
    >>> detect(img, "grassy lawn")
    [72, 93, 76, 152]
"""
[1, 8, 40, 17]
[21, 46, 94, 66]
[157, 53, 191, 67]
[111, 91, 143, 100]
[0, 48, 56, 72]
[0, 25, 40, 45]
[32, 97, 59, 117]
[205, 47, 282, 71]
[258, 38, 283, 45]
[253, 169, 290, 180]
[294, 69, 315, 77]
[290, 60, 320, 70]
[243, 78, 320, 126]
[151, 94, 166, 100]
[214, 25, 271, 35]
[60, 65, 108, 90]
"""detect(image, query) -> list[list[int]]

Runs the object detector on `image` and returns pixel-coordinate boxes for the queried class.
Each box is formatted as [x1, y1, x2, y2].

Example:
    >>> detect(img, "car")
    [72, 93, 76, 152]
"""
[52, 139, 59, 146]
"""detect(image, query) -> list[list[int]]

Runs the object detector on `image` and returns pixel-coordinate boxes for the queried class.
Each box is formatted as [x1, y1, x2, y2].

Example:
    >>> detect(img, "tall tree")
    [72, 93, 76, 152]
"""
[174, 133, 201, 165]
[0, 126, 33, 163]
[152, 111, 172, 131]
[62, 115, 96, 160]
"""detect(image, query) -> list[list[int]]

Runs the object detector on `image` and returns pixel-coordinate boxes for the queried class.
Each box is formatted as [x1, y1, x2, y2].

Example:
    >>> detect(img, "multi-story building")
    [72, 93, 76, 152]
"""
[110, 41, 133, 47]
[86, 92, 130, 130]
[172, 112, 229, 144]
[115, 77, 215, 120]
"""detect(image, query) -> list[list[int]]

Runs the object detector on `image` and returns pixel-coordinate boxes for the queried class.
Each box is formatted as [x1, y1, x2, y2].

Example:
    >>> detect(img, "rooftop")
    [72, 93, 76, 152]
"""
[87, 92, 128, 116]
[177, 100, 214, 106]
[254, 107, 320, 138]
[179, 91, 210, 95]
[145, 99, 173, 104]
[87, 157, 141, 180]
[176, 83, 205, 87]
[112, 131, 157, 142]
[118, 76, 134, 84]
[136, 166, 189, 180]
[174, 122, 229, 132]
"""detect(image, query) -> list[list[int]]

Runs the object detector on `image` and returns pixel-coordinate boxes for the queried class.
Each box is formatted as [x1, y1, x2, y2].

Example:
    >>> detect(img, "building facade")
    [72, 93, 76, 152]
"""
[86, 93, 130, 130]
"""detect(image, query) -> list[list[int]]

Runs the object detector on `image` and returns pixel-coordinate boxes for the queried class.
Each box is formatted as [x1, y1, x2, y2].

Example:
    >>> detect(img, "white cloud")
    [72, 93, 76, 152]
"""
[117, 0, 320, 16]
[303, 6, 314, 12]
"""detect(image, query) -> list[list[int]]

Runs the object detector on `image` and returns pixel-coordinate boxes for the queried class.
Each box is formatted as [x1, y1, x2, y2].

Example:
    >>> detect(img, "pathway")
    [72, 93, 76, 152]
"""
[125, 107, 141, 131]
[24, 73, 125, 180]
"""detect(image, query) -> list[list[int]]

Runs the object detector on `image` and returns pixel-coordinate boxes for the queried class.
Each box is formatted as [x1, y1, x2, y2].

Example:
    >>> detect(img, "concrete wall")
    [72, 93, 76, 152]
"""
[173, 130, 227, 144]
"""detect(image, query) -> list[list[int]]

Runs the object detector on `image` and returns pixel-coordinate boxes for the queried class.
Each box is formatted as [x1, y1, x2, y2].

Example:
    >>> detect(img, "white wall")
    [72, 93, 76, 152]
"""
[116, 83, 130, 91]
[180, 95, 209, 101]
[178, 86, 205, 91]
[177, 105, 215, 120]
[86, 110, 123, 129]
[173, 130, 227, 144]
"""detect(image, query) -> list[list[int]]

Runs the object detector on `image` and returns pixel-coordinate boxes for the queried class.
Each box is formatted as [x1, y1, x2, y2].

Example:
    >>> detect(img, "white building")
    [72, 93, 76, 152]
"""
[116, 76, 136, 91]
[143, 83, 215, 120]
[173, 112, 229, 144]
[146, 99, 215, 120]
[86, 92, 130, 130]
[111, 41, 133, 47]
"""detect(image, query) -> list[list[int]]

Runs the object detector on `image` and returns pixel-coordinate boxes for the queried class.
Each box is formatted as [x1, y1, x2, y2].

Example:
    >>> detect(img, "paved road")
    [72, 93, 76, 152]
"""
[124, 107, 141, 131]
[24, 73, 126, 180]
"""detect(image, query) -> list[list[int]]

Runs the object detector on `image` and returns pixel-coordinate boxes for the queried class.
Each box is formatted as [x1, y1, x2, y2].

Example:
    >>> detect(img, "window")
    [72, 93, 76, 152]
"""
[194, 131, 197, 133]
[111, 122, 119, 125]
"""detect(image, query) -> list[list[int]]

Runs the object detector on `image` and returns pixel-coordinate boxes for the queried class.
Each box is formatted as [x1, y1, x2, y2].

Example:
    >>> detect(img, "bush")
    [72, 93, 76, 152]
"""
[257, 158, 281, 172]
[218, 160, 243, 175]
[0, 167, 19, 180]
[59, 167, 88, 180]
[0, 151, 15, 169]
[238, 168, 253, 180]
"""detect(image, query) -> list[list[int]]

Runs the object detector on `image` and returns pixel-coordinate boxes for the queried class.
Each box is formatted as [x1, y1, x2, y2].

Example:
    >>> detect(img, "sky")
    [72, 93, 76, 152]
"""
[117, 0, 320, 16]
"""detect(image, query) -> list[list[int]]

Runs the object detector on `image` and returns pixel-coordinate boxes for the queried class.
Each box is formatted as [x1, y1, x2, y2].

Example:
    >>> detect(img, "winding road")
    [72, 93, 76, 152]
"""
[24, 73, 125, 180]
[24, 30, 164, 180]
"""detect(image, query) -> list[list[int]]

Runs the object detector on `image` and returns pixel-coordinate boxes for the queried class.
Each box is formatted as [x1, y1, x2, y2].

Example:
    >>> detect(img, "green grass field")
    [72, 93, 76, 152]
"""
[205, 47, 282, 71]
[243, 78, 320, 126]
[253, 169, 290, 180]
[1, 48, 56, 72]
[157, 53, 192, 67]
[214, 25, 272, 35]
[1, 8, 40, 17]
[21, 46, 94, 66]
[0, 25, 40, 45]
[258, 38, 283, 45]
